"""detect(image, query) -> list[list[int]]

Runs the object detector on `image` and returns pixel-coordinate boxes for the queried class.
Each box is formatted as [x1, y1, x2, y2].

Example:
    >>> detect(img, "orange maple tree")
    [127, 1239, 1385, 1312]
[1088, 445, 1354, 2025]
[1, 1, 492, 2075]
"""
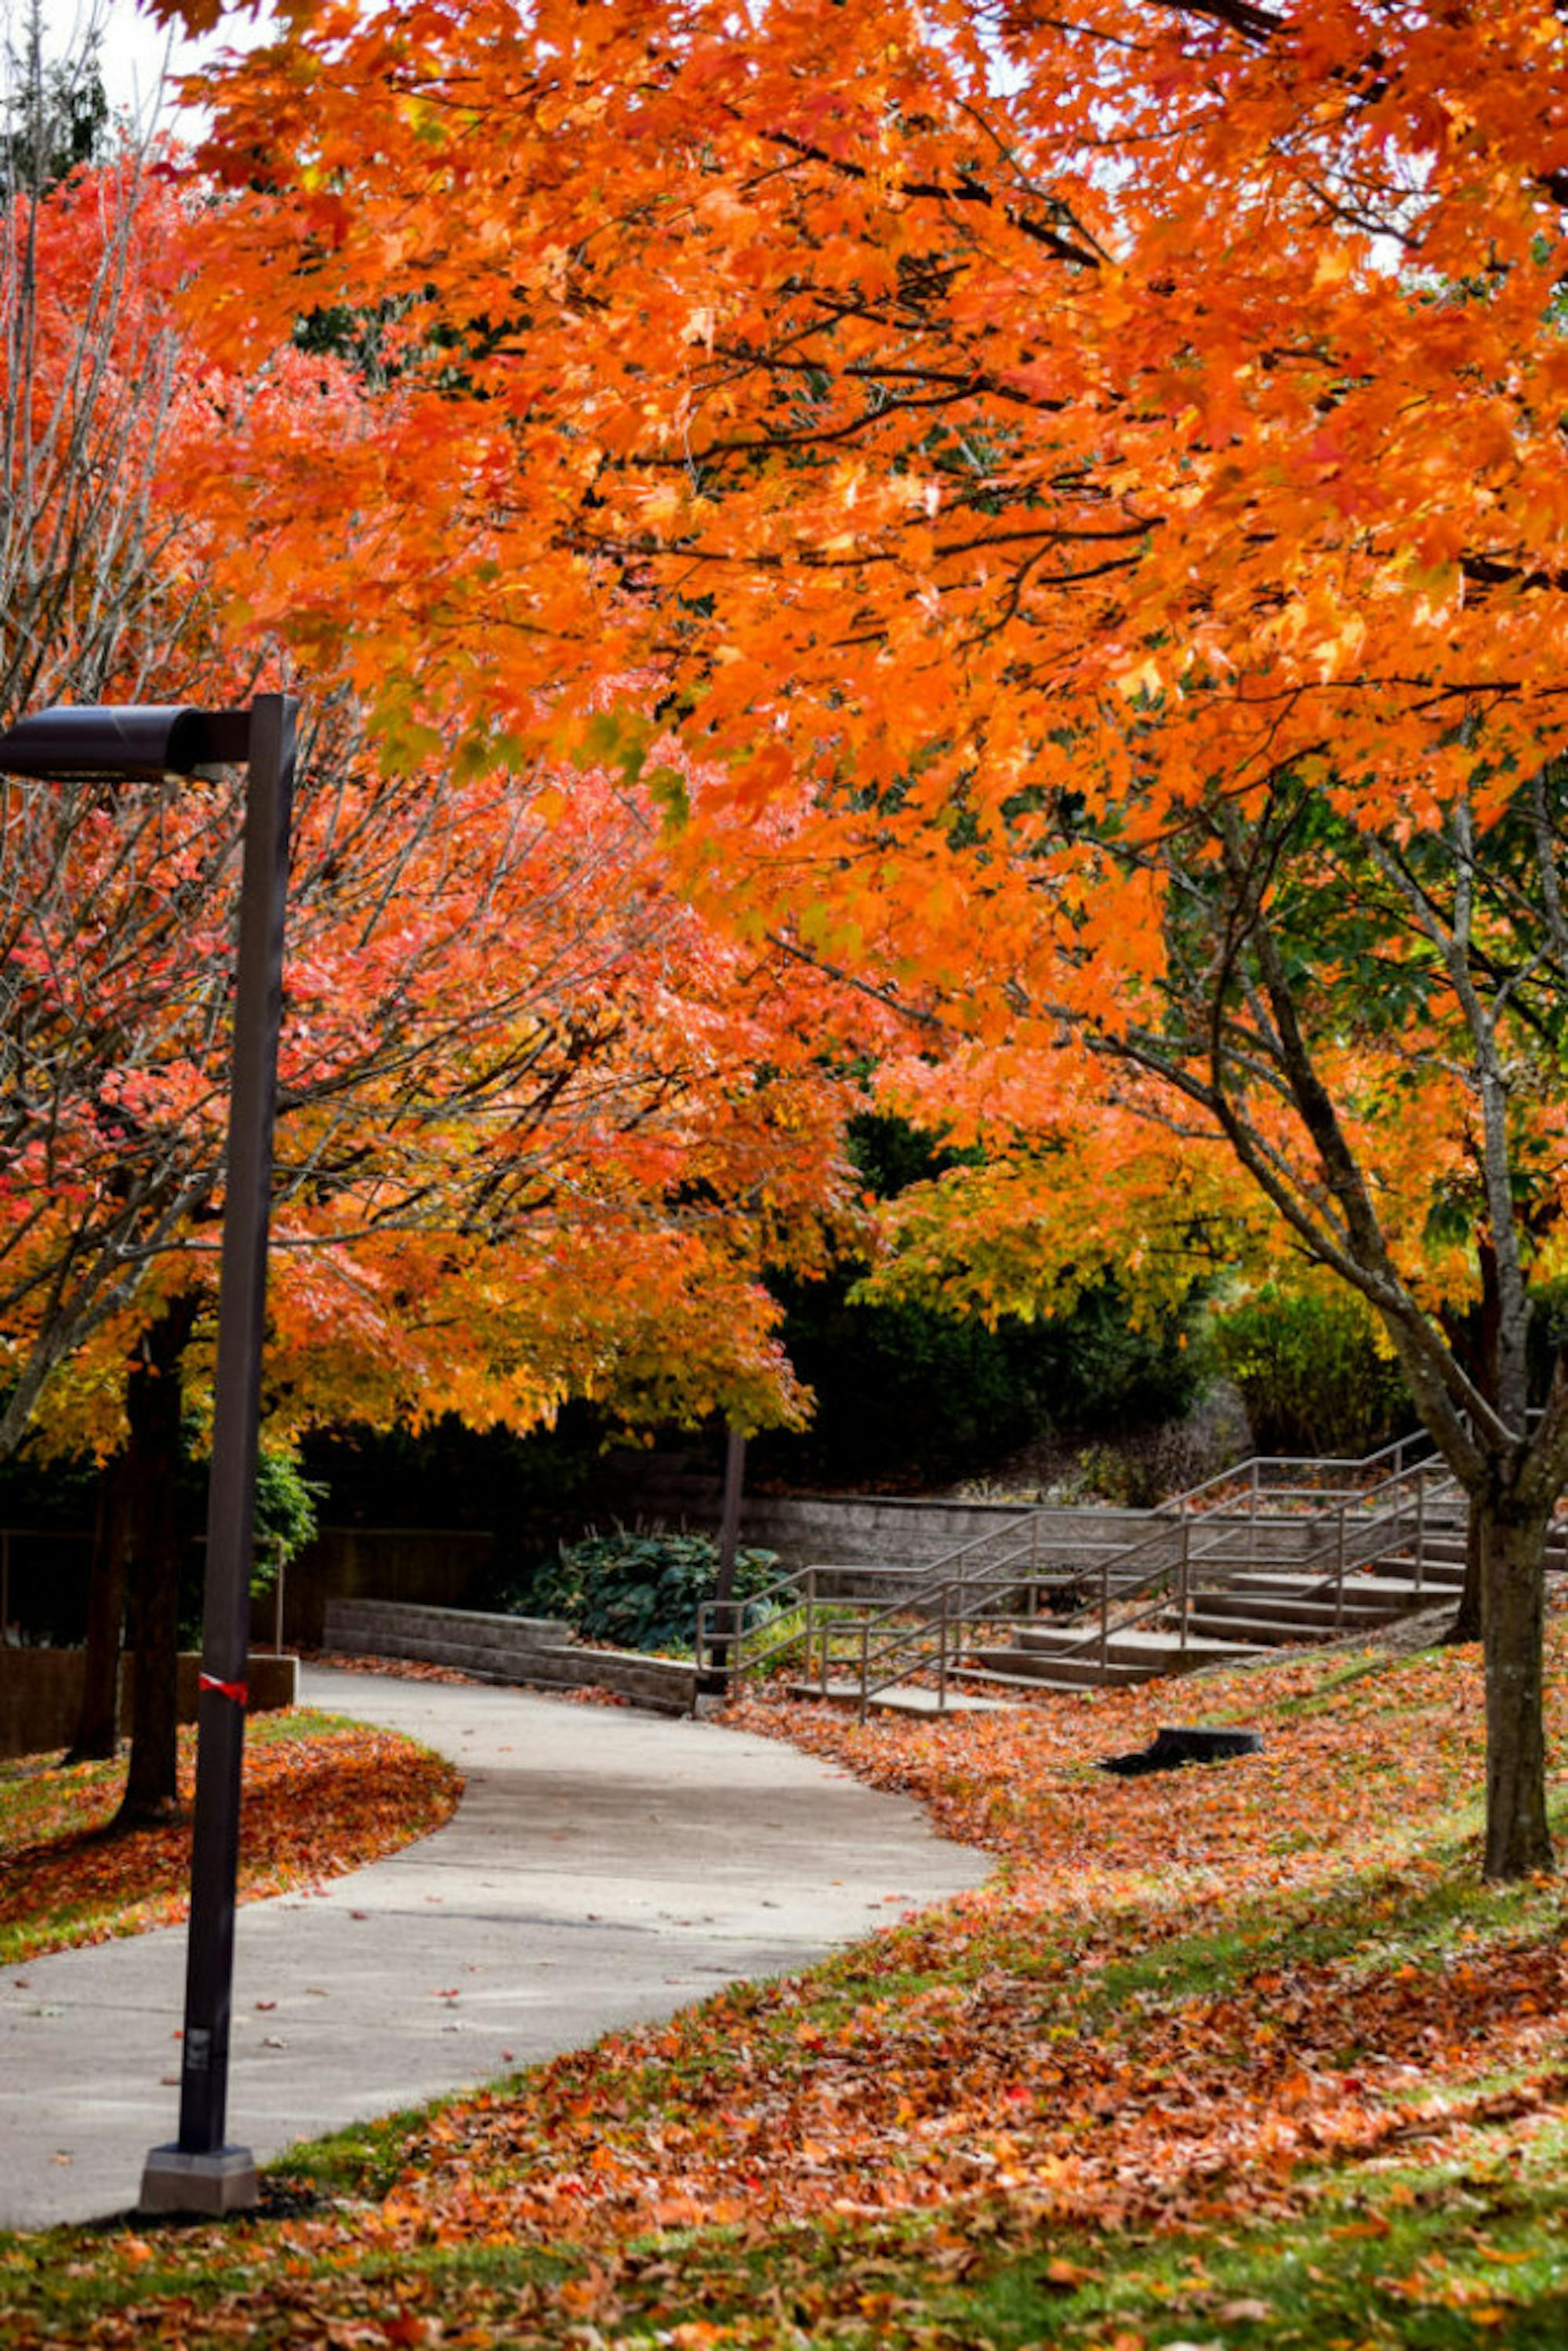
[161, 0, 1568, 1878]
[1, 147, 874, 1823]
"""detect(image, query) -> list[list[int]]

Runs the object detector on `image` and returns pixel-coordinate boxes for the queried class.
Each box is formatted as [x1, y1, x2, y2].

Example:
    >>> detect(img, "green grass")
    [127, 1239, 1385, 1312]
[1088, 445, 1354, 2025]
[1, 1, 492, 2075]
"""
[3, 1642, 1568, 2346]
[1, 1708, 454, 1966]
[6, 2118, 1568, 2347]
[1084, 1836, 1560, 2020]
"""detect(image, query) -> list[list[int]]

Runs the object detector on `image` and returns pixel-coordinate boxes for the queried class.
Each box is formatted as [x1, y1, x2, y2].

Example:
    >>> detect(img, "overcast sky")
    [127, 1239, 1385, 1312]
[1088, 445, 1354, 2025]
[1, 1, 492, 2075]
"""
[16, 0, 274, 127]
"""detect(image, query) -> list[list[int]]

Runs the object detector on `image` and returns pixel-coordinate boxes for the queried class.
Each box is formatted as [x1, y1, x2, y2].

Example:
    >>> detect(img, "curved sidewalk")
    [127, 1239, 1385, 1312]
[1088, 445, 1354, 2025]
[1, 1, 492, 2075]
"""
[0, 1665, 987, 2230]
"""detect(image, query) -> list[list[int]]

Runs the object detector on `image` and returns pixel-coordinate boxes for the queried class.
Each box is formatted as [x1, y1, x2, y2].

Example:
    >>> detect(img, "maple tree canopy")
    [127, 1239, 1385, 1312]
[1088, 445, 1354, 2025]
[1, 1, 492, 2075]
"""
[0, 148, 873, 1464]
[176, 0, 1567, 797]
[173, 0, 1568, 1321]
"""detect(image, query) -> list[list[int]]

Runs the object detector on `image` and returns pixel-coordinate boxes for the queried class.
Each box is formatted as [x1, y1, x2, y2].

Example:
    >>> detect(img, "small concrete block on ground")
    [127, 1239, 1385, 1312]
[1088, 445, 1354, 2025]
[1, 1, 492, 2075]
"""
[138, 2145, 259, 2217]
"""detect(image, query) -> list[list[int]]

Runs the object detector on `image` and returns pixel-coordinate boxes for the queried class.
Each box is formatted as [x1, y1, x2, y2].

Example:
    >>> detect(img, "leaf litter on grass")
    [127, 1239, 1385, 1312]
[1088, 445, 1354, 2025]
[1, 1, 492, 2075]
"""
[2, 1632, 1566, 2346]
[0, 1711, 462, 1965]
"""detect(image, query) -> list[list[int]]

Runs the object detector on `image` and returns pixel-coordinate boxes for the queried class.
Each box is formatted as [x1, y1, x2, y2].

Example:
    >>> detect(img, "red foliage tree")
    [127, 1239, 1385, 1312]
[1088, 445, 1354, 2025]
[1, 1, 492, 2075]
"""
[163, 0, 1568, 1875]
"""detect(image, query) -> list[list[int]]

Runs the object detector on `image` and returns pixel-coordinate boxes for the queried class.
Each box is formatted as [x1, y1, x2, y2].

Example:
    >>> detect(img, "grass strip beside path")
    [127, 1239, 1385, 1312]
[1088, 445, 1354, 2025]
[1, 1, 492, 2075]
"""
[2, 1633, 1566, 2346]
[0, 1710, 462, 1966]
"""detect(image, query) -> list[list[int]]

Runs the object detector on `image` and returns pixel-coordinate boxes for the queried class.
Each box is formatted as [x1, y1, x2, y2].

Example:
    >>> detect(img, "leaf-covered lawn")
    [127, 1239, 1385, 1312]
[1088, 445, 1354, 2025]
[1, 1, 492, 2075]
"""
[0, 1711, 462, 1966]
[2, 1634, 1566, 2346]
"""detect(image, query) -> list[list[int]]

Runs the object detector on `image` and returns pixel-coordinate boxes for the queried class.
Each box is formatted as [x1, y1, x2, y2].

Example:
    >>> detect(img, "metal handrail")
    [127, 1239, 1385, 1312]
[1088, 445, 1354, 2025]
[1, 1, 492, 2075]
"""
[808, 1557, 1057, 1718]
[900, 1428, 1441, 1607]
[1290, 1464, 1459, 1613]
[692, 1429, 1444, 1711]
[1046, 1455, 1462, 1672]
[703, 1543, 1074, 1718]
[695, 1572, 815, 1670]
[846, 1448, 1459, 1711]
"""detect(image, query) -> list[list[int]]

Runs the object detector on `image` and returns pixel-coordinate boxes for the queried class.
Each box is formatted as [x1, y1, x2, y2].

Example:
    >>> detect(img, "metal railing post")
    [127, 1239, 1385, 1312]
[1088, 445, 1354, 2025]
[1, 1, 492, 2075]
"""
[1414, 1471, 1427, 1595]
[1178, 1517, 1191, 1656]
[1334, 1502, 1348, 1631]
[805, 1567, 816, 1680]
[858, 1617, 870, 1723]
[937, 1585, 949, 1712]
[271, 1538, 286, 1656]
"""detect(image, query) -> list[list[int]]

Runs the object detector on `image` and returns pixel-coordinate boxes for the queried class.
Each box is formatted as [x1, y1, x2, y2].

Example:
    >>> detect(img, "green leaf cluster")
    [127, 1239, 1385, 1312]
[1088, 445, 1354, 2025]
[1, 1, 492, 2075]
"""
[1210, 1283, 1410, 1458]
[524, 1528, 780, 1653]
[248, 1449, 327, 1595]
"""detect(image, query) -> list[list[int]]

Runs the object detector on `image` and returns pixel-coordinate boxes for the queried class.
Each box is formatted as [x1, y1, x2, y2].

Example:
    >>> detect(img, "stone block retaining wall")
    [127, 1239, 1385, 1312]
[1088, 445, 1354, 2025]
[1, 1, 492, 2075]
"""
[735, 1494, 1334, 1579]
[322, 1598, 697, 1717]
[739, 1494, 1151, 1575]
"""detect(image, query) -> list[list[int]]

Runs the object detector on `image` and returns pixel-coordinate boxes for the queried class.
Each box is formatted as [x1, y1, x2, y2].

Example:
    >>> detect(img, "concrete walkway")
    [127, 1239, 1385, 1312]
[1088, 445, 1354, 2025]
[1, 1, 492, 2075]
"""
[0, 1665, 987, 2230]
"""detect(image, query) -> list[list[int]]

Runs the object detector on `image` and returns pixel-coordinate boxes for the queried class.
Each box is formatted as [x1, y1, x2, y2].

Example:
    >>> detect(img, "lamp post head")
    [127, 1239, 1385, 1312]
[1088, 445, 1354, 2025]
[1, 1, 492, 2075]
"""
[0, 705, 252, 780]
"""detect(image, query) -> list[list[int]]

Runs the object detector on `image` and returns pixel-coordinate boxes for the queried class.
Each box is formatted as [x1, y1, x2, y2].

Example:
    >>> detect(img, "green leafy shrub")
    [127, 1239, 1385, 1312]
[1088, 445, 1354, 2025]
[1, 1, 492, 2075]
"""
[249, 1449, 327, 1595]
[525, 1529, 782, 1654]
[1210, 1283, 1411, 1459]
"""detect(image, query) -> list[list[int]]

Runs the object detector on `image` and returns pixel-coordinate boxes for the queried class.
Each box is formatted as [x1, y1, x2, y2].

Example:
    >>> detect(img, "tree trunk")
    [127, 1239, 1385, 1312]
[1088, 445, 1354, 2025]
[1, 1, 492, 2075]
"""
[1479, 1500, 1555, 1881]
[64, 1449, 132, 1763]
[114, 1301, 196, 1831]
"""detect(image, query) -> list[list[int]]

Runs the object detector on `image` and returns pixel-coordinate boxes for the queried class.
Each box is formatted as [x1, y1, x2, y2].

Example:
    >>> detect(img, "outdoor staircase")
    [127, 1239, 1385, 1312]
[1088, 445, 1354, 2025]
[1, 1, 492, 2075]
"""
[699, 1436, 1568, 1718]
[955, 1627, 1268, 1694]
[953, 1487, 1488, 1698]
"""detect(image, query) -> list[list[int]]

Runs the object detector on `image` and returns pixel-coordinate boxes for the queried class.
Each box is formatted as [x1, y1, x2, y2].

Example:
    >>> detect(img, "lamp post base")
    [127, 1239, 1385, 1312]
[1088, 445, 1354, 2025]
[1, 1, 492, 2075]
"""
[139, 2144, 259, 2216]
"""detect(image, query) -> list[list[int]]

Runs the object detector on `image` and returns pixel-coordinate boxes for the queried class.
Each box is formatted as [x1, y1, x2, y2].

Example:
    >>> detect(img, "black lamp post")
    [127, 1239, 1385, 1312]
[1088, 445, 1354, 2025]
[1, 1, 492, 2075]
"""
[0, 694, 297, 2216]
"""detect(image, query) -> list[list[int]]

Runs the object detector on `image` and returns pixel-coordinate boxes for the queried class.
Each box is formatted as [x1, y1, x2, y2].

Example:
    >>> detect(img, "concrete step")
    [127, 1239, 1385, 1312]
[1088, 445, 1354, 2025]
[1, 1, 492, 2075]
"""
[1182, 1609, 1436, 1647]
[984, 1631, 1263, 1689]
[1221, 1566, 1464, 1603]
[1190, 1604, 1417, 1638]
[1350, 1557, 1465, 1587]
[1399, 1531, 1567, 1567]
[786, 1679, 1015, 1716]
[964, 1652, 1178, 1689]
[963, 1645, 1152, 1687]
[1010, 1625, 1264, 1667]
[1183, 1615, 1334, 1648]
[1194, 1584, 1441, 1630]
[950, 1664, 1139, 1697]
[1338, 1569, 1467, 1599]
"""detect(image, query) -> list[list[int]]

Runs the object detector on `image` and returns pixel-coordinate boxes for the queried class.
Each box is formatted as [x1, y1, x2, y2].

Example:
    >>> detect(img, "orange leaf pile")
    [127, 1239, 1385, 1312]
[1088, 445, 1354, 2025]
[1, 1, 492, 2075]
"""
[0, 1717, 460, 1965]
[225, 1631, 1568, 2261]
[1, 1634, 1566, 2346]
